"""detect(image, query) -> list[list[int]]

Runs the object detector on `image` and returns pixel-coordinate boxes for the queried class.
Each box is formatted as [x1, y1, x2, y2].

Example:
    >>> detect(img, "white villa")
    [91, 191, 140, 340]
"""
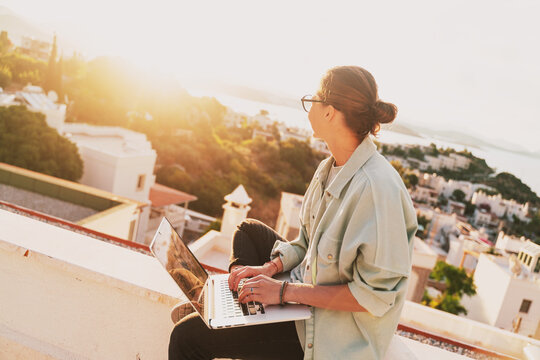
[462, 241, 540, 339]
[0, 85, 66, 132]
[472, 191, 530, 222]
[63, 123, 157, 243]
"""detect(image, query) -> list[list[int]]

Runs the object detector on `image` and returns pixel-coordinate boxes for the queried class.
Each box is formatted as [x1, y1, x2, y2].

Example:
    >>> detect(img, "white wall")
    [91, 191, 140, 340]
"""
[0, 214, 183, 360]
[400, 301, 540, 359]
[71, 133, 157, 204]
[112, 155, 156, 203]
[79, 203, 140, 241]
[462, 254, 511, 325]
[497, 276, 540, 337]
[77, 146, 118, 193]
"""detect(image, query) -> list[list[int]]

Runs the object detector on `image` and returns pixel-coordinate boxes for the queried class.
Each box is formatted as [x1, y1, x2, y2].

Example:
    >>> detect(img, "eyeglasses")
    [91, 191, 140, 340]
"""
[301, 95, 325, 112]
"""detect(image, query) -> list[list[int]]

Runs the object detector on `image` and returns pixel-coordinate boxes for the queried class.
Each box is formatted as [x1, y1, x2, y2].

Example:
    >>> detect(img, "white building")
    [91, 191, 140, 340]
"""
[446, 200, 466, 216]
[449, 153, 472, 169]
[438, 155, 456, 170]
[419, 173, 489, 202]
[251, 113, 273, 128]
[424, 155, 443, 170]
[275, 192, 303, 240]
[422, 153, 471, 171]
[472, 191, 530, 222]
[223, 107, 247, 127]
[441, 179, 474, 201]
[280, 129, 309, 143]
[446, 234, 491, 272]
[19, 36, 51, 61]
[462, 245, 540, 339]
[252, 129, 276, 142]
[63, 123, 157, 243]
[517, 241, 540, 274]
[411, 185, 439, 206]
[496, 232, 529, 255]
[473, 208, 501, 229]
[418, 173, 446, 193]
[385, 155, 410, 169]
[0, 85, 67, 132]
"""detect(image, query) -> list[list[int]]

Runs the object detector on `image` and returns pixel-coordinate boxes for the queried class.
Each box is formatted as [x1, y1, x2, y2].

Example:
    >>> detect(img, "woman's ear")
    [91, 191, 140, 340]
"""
[325, 105, 336, 121]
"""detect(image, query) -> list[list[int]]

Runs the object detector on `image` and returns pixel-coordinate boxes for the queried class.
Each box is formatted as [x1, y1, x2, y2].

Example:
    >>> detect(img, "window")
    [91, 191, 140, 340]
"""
[535, 259, 540, 274]
[520, 299, 532, 314]
[137, 174, 146, 191]
[518, 252, 523, 261]
[528, 256, 532, 266]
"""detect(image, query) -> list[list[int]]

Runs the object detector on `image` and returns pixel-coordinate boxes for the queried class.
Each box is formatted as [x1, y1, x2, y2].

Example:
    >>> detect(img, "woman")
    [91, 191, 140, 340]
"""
[169, 65, 418, 360]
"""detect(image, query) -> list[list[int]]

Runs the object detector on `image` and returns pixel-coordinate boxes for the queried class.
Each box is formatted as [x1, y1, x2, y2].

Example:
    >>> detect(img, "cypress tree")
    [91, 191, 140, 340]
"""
[56, 54, 63, 102]
[44, 34, 57, 92]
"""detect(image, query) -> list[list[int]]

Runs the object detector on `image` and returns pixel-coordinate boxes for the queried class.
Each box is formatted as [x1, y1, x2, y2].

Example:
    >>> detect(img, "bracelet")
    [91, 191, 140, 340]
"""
[279, 281, 288, 305]
[265, 260, 279, 275]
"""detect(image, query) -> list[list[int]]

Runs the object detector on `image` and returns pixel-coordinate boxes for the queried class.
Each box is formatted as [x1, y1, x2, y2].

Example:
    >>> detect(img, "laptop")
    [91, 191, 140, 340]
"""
[150, 217, 312, 329]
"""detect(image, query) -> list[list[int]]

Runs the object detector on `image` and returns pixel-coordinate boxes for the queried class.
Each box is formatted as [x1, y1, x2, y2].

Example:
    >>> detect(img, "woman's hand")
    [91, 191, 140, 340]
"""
[228, 265, 274, 291]
[237, 275, 283, 305]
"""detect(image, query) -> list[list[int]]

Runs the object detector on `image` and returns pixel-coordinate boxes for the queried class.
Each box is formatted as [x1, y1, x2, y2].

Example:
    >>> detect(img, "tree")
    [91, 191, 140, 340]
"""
[407, 146, 425, 160]
[0, 106, 83, 181]
[405, 173, 419, 188]
[451, 189, 466, 203]
[44, 34, 58, 93]
[416, 215, 431, 239]
[0, 52, 46, 85]
[55, 55, 64, 101]
[464, 201, 476, 216]
[0, 31, 12, 54]
[0, 65, 11, 88]
[438, 194, 448, 207]
[203, 219, 222, 235]
[422, 261, 476, 315]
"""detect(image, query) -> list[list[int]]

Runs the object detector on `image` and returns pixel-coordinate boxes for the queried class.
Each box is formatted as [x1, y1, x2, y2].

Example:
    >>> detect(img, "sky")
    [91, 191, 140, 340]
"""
[2, 0, 540, 152]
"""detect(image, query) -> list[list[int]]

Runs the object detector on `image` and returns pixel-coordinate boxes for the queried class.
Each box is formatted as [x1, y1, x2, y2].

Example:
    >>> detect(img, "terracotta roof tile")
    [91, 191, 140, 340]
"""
[150, 183, 197, 207]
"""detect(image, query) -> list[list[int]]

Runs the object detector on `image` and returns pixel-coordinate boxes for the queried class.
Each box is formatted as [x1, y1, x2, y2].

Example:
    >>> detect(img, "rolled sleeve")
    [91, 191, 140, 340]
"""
[340, 175, 413, 318]
[271, 225, 308, 272]
[348, 265, 405, 317]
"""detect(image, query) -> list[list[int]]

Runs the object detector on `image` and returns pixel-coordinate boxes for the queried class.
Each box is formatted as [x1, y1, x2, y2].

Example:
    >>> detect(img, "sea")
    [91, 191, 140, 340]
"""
[187, 88, 540, 197]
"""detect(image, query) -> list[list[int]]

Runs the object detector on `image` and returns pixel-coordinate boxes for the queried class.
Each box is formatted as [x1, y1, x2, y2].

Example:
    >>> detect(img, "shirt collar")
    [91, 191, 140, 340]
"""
[316, 136, 377, 199]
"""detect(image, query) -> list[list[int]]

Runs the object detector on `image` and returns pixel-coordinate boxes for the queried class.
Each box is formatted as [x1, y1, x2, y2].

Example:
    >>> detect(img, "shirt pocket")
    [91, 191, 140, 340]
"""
[317, 235, 340, 264]
[315, 235, 342, 284]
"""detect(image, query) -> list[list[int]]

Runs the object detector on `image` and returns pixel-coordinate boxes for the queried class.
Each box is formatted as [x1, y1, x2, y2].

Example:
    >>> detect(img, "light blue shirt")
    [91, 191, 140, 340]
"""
[272, 136, 417, 360]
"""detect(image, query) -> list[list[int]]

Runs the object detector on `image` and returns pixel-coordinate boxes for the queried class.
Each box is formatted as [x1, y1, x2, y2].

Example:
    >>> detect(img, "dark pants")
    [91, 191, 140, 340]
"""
[169, 219, 304, 360]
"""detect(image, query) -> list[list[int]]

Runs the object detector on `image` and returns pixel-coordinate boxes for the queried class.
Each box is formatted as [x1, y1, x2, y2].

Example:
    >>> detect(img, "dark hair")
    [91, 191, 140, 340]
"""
[318, 66, 397, 140]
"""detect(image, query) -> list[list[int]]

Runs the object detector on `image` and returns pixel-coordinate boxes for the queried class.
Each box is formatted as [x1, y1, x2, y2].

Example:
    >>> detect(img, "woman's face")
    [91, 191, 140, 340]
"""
[308, 93, 328, 139]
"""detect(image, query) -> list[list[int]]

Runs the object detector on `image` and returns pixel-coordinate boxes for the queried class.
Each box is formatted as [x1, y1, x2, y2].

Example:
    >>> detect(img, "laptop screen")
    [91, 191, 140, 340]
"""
[150, 218, 209, 315]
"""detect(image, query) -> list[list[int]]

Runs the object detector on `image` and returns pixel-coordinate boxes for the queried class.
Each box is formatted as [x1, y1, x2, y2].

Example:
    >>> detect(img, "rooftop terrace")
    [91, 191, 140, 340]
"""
[1, 203, 538, 359]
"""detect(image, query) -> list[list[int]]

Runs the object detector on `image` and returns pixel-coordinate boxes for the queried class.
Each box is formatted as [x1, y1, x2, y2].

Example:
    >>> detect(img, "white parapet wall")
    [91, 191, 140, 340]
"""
[78, 202, 140, 241]
[400, 300, 540, 359]
[0, 209, 183, 360]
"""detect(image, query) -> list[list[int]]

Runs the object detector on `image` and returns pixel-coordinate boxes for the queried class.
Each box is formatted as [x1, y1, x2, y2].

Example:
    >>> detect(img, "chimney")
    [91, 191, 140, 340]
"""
[220, 185, 252, 240]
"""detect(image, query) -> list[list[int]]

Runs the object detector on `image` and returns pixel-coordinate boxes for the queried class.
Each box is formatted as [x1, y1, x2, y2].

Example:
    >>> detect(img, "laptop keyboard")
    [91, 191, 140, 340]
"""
[219, 278, 265, 317]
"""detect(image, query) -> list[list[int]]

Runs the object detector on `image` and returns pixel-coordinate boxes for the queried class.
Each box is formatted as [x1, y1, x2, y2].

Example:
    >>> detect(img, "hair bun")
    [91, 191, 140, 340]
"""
[372, 100, 397, 124]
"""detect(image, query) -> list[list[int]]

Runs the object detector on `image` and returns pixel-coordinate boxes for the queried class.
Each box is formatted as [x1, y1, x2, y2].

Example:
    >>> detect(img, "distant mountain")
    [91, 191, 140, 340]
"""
[0, 6, 50, 43]
[181, 77, 301, 110]
[407, 124, 540, 159]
